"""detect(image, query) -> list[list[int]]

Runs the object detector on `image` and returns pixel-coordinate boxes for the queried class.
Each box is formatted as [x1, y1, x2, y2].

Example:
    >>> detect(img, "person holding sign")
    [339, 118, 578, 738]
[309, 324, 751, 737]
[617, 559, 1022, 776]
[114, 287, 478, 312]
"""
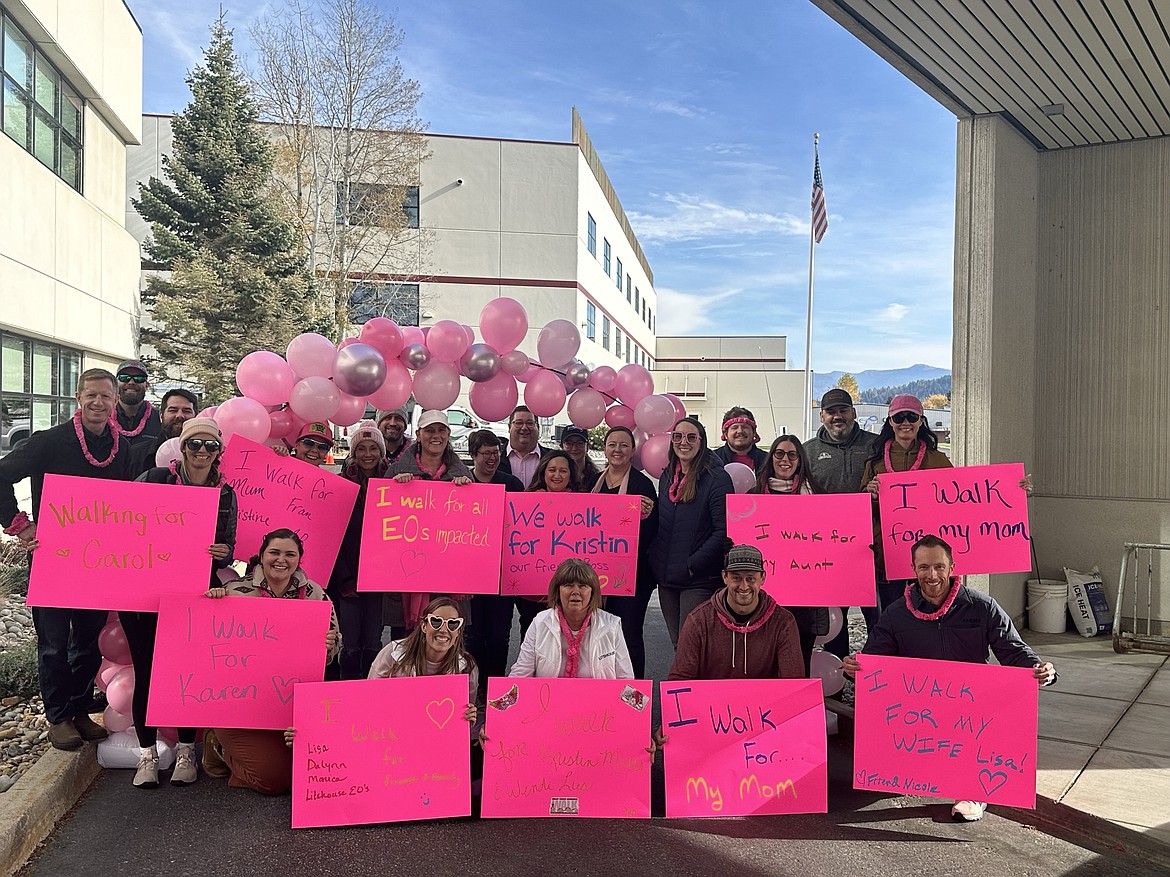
[329, 420, 390, 680]
[0, 367, 131, 751]
[123, 417, 238, 788]
[593, 426, 659, 678]
[509, 559, 633, 679]
[292, 422, 334, 467]
[650, 417, 733, 647]
[749, 435, 829, 674]
[843, 534, 1057, 823]
[201, 529, 340, 795]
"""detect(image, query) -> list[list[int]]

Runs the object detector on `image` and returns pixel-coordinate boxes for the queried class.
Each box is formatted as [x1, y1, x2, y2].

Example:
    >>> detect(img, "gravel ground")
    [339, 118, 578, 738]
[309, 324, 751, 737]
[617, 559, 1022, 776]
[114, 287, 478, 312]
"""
[0, 593, 50, 794]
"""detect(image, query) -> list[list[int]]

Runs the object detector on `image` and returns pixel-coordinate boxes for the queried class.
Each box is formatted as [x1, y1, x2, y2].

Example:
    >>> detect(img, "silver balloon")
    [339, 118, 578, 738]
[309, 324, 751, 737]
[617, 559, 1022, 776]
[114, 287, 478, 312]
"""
[333, 342, 387, 396]
[399, 342, 431, 371]
[565, 359, 591, 387]
[459, 342, 501, 383]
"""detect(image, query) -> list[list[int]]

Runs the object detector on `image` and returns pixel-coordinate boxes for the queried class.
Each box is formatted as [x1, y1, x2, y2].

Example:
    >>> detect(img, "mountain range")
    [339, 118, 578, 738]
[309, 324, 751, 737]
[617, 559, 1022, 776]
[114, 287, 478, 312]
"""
[812, 364, 951, 397]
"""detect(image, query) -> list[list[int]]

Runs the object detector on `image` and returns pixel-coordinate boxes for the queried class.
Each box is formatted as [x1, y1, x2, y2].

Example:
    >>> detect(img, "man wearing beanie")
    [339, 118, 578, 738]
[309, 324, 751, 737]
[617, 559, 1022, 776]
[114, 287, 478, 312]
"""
[376, 408, 411, 463]
[713, 406, 768, 471]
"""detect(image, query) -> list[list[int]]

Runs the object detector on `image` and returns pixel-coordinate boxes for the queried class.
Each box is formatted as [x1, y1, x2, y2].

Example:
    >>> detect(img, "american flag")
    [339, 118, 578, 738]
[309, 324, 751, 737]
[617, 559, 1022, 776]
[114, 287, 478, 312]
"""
[811, 146, 828, 244]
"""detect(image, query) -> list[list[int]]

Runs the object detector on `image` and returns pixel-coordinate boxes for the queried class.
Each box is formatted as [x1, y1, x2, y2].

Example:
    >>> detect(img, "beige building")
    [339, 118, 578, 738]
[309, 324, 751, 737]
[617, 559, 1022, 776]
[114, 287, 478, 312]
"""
[0, 0, 142, 450]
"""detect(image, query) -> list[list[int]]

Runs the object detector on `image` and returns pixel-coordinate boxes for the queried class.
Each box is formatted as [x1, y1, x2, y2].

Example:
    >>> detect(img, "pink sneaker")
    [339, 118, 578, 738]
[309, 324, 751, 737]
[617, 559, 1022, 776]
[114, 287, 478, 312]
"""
[951, 800, 987, 822]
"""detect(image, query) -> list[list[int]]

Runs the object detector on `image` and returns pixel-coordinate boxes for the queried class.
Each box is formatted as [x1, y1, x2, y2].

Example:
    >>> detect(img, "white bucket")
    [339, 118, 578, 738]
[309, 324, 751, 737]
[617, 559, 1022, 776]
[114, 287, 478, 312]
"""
[1026, 579, 1069, 633]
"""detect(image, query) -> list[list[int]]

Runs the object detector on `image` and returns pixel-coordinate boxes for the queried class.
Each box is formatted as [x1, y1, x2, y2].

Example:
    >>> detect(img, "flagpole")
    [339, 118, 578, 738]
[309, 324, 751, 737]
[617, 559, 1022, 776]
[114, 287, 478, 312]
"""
[803, 133, 819, 440]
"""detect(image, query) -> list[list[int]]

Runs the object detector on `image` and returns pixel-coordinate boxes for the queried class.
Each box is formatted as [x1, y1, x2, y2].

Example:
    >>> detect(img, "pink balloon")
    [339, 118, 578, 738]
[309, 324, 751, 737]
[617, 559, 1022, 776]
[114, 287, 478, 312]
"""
[725, 462, 756, 494]
[412, 361, 461, 410]
[567, 387, 606, 429]
[427, 320, 470, 362]
[401, 326, 425, 347]
[333, 392, 367, 427]
[588, 365, 617, 394]
[814, 607, 845, 646]
[268, 408, 297, 441]
[633, 394, 677, 435]
[537, 319, 581, 369]
[286, 332, 337, 379]
[614, 364, 655, 407]
[469, 372, 519, 423]
[236, 351, 296, 406]
[154, 437, 182, 468]
[367, 361, 413, 410]
[200, 405, 217, 420]
[523, 368, 568, 417]
[811, 649, 845, 697]
[96, 658, 121, 692]
[462, 324, 475, 346]
[663, 393, 687, 421]
[359, 317, 404, 359]
[604, 404, 636, 429]
[215, 396, 272, 444]
[499, 350, 530, 377]
[516, 363, 541, 383]
[479, 297, 529, 353]
[332, 343, 387, 396]
[338, 337, 359, 350]
[640, 433, 671, 478]
[288, 376, 341, 422]
[102, 706, 133, 734]
[98, 621, 132, 664]
[106, 667, 136, 716]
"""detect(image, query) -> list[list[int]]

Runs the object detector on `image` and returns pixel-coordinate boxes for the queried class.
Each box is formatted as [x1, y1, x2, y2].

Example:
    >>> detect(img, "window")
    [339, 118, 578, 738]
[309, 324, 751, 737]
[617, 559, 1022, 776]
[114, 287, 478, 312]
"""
[336, 182, 419, 228]
[586, 302, 596, 341]
[349, 281, 420, 326]
[0, 331, 81, 457]
[1, 11, 83, 191]
[626, 276, 632, 303]
[586, 213, 597, 256]
[603, 239, 611, 276]
[616, 258, 623, 291]
[634, 286, 640, 312]
[614, 327, 622, 356]
[624, 336, 631, 363]
[602, 316, 610, 351]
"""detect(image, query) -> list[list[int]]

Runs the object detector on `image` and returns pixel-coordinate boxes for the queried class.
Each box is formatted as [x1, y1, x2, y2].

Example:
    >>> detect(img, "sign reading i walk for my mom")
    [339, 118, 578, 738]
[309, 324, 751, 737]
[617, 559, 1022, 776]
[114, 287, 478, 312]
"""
[27, 474, 219, 611]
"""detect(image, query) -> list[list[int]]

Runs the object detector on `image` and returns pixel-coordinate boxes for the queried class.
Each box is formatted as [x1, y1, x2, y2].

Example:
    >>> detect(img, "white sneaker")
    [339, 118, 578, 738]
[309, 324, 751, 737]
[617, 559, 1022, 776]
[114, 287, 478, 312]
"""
[133, 747, 159, 789]
[951, 800, 988, 822]
[171, 745, 197, 785]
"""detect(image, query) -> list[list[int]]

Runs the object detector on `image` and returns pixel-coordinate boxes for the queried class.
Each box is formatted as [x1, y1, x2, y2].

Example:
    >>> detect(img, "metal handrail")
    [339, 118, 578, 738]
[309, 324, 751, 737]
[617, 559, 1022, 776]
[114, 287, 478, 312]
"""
[1113, 542, 1170, 655]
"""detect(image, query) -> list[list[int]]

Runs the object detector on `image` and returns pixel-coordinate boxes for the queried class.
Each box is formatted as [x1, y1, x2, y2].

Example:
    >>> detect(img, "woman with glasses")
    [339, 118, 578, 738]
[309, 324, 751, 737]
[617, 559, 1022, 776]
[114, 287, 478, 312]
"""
[650, 417, 734, 647]
[749, 435, 828, 673]
[515, 450, 582, 637]
[861, 395, 953, 616]
[509, 559, 633, 678]
[124, 417, 238, 788]
[560, 426, 601, 489]
[592, 426, 658, 678]
[292, 422, 334, 466]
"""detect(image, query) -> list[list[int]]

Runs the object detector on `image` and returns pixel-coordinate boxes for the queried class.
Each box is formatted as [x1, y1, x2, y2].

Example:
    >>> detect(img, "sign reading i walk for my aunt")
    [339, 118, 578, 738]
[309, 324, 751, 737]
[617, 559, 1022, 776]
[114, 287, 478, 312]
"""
[27, 474, 219, 611]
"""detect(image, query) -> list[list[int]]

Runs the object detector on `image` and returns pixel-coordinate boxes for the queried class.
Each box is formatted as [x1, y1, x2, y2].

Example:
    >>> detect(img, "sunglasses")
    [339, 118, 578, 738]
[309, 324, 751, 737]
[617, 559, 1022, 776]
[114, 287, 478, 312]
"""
[670, 432, 701, 445]
[183, 438, 222, 453]
[299, 438, 332, 451]
[772, 450, 800, 462]
[891, 412, 921, 424]
[424, 615, 464, 632]
[117, 374, 148, 384]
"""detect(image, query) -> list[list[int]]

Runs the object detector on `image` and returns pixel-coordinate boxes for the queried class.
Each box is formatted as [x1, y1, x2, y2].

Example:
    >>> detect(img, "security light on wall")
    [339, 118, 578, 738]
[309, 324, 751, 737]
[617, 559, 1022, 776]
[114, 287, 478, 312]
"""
[456, 179, 464, 186]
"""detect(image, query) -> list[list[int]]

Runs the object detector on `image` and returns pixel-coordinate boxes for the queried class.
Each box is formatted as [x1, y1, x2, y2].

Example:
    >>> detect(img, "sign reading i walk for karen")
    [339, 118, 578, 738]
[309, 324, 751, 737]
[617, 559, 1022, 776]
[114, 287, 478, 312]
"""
[219, 437, 359, 586]
[357, 479, 506, 594]
[877, 462, 1030, 580]
[853, 655, 1038, 809]
[27, 474, 219, 611]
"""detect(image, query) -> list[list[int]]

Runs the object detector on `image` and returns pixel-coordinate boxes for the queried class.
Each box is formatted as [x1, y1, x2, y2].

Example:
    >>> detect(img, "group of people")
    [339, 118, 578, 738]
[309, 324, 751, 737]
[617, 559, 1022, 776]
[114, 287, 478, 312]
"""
[0, 366, 1057, 823]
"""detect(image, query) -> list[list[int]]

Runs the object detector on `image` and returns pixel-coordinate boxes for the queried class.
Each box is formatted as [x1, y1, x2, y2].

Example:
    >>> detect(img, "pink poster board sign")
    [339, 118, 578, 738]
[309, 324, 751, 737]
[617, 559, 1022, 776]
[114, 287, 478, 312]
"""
[853, 654, 1038, 808]
[661, 679, 827, 817]
[219, 436, 359, 585]
[291, 676, 472, 828]
[726, 493, 876, 606]
[357, 479, 505, 594]
[27, 474, 219, 611]
[877, 462, 1030, 580]
[480, 677, 652, 819]
[501, 493, 640, 596]
[147, 593, 330, 730]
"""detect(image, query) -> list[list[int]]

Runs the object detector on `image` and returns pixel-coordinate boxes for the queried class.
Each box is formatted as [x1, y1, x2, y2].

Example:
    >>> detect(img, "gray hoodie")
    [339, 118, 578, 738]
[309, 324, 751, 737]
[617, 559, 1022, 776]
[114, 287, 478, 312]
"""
[804, 424, 879, 494]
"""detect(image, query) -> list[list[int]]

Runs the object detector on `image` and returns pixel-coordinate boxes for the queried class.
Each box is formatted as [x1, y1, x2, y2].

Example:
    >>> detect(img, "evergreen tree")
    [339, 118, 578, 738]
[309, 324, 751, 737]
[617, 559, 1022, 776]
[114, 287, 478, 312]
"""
[134, 16, 324, 402]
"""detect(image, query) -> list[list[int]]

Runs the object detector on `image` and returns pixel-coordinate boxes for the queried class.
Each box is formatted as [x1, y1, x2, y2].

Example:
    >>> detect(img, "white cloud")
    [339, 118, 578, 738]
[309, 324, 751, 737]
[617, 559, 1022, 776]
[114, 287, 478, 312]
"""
[876, 303, 909, 322]
[628, 193, 807, 242]
[653, 286, 741, 334]
[592, 88, 703, 119]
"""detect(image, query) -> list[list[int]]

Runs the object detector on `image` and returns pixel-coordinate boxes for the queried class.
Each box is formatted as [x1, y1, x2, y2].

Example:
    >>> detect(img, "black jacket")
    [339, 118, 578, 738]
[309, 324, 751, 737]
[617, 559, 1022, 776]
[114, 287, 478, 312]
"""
[136, 467, 238, 582]
[650, 462, 733, 590]
[596, 467, 659, 594]
[115, 404, 162, 445]
[712, 443, 767, 472]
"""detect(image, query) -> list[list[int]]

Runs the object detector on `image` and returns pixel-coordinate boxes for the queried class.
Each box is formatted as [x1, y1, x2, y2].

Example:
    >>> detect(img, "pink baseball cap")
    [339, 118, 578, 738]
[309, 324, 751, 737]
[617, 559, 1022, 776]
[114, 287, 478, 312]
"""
[887, 395, 923, 416]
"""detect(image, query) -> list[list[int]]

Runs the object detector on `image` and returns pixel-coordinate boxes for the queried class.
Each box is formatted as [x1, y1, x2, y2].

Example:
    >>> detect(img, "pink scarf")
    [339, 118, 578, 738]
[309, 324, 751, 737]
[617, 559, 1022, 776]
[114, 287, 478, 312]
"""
[73, 409, 120, 468]
[883, 439, 926, 474]
[557, 607, 592, 678]
[906, 578, 961, 621]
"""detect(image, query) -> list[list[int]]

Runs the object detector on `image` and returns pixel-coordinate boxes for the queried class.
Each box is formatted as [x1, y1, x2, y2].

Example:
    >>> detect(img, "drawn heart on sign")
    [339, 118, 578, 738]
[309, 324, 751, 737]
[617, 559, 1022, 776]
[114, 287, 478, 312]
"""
[978, 769, 1008, 796]
[400, 550, 427, 578]
[271, 675, 300, 705]
[55, 549, 70, 558]
[425, 697, 455, 729]
[729, 499, 757, 522]
[156, 552, 172, 562]
[855, 769, 868, 785]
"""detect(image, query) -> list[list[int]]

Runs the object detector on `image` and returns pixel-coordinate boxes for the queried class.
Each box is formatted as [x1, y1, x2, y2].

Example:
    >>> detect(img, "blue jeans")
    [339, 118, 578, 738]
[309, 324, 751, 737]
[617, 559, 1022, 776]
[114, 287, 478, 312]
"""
[32, 606, 106, 725]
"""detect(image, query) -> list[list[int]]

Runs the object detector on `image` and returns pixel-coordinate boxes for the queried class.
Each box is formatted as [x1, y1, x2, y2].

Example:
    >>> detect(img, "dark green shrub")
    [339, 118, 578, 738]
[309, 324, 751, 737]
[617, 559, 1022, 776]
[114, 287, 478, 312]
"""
[0, 642, 38, 700]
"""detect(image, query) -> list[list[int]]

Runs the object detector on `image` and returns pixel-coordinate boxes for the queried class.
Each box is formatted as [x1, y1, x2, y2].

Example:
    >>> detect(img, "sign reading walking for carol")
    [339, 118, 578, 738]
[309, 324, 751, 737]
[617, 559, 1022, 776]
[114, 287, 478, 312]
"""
[853, 654, 1038, 808]
[27, 474, 219, 611]
[291, 676, 472, 828]
[480, 677, 652, 819]
[357, 479, 505, 593]
[219, 436, 359, 585]
[147, 593, 331, 730]
[501, 493, 640, 596]
[726, 493, 875, 606]
[878, 462, 1030, 580]
[660, 679, 827, 817]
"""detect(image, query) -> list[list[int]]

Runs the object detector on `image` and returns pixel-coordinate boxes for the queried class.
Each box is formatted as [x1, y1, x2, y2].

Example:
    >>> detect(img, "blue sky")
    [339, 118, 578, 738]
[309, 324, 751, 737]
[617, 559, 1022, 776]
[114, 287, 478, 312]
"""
[133, 0, 957, 374]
